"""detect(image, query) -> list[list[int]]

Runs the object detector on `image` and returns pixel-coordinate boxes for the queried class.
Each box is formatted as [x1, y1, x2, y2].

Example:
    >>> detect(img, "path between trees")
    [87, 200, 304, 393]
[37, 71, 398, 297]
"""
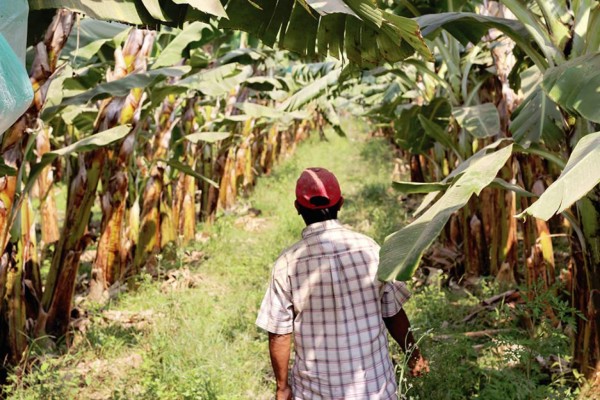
[9, 120, 585, 400]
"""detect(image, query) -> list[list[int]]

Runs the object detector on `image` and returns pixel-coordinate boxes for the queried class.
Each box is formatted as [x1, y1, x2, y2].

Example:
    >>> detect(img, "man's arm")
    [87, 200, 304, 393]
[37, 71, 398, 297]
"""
[383, 308, 429, 377]
[268, 332, 293, 400]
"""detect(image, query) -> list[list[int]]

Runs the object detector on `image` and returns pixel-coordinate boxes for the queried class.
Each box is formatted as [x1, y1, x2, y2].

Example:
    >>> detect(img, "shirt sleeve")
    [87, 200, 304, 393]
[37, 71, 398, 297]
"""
[381, 280, 411, 318]
[256, 258, 294, 335]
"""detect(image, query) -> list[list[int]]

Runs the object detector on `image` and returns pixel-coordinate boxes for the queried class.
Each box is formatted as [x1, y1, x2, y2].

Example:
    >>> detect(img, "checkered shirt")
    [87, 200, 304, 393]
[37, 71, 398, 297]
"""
[256, 219, 411, 400]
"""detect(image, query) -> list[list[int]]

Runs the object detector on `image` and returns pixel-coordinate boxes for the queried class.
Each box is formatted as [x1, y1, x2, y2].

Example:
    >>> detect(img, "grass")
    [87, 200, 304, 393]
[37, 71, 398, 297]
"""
[6, 118, 584, 399]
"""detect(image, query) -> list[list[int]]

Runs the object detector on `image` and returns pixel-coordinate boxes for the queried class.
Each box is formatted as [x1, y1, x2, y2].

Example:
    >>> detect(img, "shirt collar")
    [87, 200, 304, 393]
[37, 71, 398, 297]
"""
[301, 219, 343, 239]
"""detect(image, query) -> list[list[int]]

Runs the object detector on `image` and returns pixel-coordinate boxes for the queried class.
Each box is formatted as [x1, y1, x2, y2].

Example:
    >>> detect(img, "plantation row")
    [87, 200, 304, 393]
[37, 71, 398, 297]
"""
[0, 8, 330, 373]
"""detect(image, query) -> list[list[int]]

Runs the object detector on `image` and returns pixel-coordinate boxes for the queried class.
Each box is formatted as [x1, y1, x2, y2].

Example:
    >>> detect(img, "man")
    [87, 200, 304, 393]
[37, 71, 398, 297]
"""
[257, 167, 428, 400]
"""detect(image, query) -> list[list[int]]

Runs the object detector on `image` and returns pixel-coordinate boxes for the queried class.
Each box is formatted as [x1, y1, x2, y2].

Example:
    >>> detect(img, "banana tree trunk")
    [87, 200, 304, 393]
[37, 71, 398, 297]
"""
[36, 127, 60, 248]
[173, 97, 198, 244]
[43, 28, 156, 339]
[218, 147, 237, 210]
[42, 149, 104, 340]
[518, 155, 556, 289]
[1, 240, 26, 365]
[89, 29, 155, 301]
[409, 154, 425, 182]
[572, 189, 600, 380]
[134, 95, 178, 272]
[200, 143, 216, 220]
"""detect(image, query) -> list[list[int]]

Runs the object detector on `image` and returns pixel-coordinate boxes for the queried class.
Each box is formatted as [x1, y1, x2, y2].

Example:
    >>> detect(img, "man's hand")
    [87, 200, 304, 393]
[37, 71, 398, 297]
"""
[408, 352, 430, 377]
[383, 309, 430, 377]
[276, 385, 293, 400]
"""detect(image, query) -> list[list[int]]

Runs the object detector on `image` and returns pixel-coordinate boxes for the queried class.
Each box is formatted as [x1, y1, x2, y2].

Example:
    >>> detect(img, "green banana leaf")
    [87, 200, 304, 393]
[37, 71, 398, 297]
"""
[147, 63, 249, 107]
[29, 0, 225, 25]
[489, 178, 536, 197]
[152, 22, 212, 68]
[181, 131, 231, 143]
[279, 68, 341, 111]
[453, 103, 500, 139]
[27, 125, 131, 192]
[176, 64, 252, 97]
[394, 98, 452, 154]
[510, 89, 563, 149]
[220, 0, 431, 66]
[418, 114, 462, 160]
[392, 181, 450, 194]
[164, 159, 219, 188]
[48, 66, 191, 113]
[235, 102, 308, 124]
[63, 19, 130, 61]
[415, 12, 547, 69]
[31, 0, 430, 65]
[0, 159, 17, 177]
[517, 131, 600, 220]
[542, 53, 600, 124]
[378, 141, 513, 281]
[393, 177, 532, 197]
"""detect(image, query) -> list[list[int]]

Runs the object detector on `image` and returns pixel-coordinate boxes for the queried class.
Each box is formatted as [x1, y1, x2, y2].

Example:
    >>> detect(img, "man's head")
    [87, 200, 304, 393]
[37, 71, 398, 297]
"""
[294, 167, 344, 225]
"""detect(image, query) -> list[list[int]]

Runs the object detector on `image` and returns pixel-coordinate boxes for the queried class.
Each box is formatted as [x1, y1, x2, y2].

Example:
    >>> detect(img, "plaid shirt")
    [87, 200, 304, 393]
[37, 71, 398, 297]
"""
[257, 220, 411, 399]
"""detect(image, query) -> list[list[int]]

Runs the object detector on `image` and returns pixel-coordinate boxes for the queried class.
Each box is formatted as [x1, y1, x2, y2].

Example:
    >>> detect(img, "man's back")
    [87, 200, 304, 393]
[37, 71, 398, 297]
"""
[257, 220, 410, 399]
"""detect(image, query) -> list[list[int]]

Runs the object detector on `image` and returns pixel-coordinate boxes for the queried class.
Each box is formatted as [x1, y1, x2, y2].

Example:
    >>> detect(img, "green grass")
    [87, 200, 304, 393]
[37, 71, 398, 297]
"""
[6, 119, 583, 399]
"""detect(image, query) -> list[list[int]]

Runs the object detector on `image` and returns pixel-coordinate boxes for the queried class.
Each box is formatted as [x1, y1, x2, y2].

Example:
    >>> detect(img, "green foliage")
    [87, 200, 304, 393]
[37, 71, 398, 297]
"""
[220, 0, 431, 66]
[415, 12, 547, 68]
[398, 279, 583, 400]
[452, 103, 500, 139]
[29, 0, 226, 25]
[4, 356, 81, 399]
[518, 131, 600, 220]
[379, 141, 513, 281]
[394, 98, 452, 154]
[542, 53, 600, 124]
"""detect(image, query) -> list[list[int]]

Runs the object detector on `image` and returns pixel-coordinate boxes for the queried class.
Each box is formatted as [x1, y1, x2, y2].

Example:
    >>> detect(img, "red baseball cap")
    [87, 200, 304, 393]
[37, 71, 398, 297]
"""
[295, 168, 342, 209]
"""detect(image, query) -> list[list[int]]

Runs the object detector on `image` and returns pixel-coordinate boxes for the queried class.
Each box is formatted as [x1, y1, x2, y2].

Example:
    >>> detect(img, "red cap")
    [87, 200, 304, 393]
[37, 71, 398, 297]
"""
[295, 168, 342, 209]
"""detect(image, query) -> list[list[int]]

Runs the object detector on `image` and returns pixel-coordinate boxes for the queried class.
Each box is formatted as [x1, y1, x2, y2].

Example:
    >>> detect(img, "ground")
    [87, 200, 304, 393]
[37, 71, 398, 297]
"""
[6, 120, 584, 399]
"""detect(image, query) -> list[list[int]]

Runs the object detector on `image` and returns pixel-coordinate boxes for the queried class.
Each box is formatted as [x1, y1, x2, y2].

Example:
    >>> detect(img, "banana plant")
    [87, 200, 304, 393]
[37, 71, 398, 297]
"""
[378, 0, 600, 378]
[87, 29, 157, 301]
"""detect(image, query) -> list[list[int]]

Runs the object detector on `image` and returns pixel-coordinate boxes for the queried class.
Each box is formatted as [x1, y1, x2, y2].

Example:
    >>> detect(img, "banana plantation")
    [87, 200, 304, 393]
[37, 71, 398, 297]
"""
[1, 0, 600, 398]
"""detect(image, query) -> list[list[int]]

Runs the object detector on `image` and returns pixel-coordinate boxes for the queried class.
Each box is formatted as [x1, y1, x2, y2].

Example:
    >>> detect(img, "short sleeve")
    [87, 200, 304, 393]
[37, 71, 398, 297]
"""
[256, 259, 294, 334]
[381, 280, 411, 318]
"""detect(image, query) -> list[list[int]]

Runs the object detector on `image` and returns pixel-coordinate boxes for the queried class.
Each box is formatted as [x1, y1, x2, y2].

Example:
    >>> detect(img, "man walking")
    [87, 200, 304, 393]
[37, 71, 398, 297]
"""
[257, 167, 428, 400]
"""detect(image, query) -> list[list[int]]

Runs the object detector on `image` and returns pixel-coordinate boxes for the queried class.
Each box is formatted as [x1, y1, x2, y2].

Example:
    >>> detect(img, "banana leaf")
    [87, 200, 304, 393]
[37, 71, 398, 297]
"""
[453, 103, 500, 139]
[518, 131, 600, 220]
[27, 125, 131, 192]
[47, 66, 191, 113]
[510, 65, 564, 149]
[379, 141, 514, 281]
[220, 0, 430, 65]
[542, 53, 600, 124]
[415, 12, 547, 69]
[152, 22, 212, 68]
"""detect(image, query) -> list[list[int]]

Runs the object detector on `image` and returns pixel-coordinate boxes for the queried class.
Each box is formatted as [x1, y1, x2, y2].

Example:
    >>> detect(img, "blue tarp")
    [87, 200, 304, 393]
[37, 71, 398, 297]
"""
[0, 0, 33, 134]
